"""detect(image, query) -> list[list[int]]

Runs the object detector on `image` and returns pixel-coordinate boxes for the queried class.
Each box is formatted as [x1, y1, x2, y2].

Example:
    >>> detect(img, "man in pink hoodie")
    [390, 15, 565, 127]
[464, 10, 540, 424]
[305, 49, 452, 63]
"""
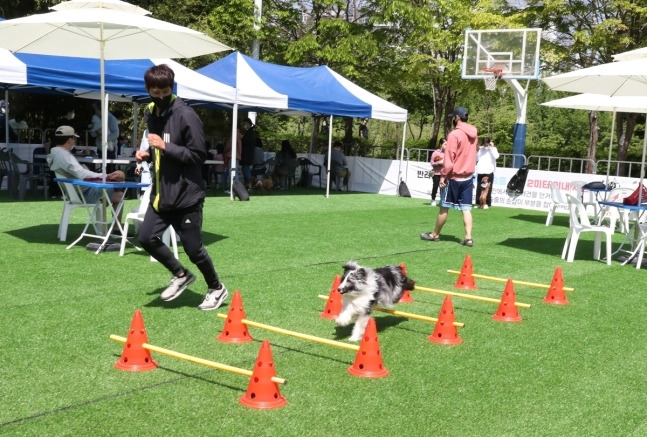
[421, 107, 478, 246]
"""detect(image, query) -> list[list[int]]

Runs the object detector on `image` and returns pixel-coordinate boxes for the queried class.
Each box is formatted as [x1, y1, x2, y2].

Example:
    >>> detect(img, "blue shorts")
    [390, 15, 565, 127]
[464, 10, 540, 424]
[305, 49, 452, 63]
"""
[83, 187, 113, 204]
[439, 179, 473, 211]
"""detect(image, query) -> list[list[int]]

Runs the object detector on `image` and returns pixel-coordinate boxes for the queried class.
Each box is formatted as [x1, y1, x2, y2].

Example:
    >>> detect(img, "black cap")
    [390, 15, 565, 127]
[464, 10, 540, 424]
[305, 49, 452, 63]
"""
[448, 107, 468, 118]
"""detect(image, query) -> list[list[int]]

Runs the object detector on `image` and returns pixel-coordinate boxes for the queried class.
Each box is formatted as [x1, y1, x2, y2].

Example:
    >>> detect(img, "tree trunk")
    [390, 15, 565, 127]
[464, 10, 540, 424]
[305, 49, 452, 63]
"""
[617, 113, 638, 177]
[585, 110, 598, 174]
[343, 116, 353, 155]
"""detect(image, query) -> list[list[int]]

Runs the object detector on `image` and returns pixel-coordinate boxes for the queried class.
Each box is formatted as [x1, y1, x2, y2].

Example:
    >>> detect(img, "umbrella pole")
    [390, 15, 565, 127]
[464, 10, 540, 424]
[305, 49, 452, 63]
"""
[606, 110, 616, 187]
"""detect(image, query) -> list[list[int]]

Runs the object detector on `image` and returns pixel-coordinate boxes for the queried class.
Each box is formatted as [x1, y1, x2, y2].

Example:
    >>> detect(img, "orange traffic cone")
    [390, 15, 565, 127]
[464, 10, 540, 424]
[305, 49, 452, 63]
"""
[217, 290, 253, 343]
[398, 263, 414, 303]
[114, 309, 158, 371]
[492, 279, 523, 322]
[239, 340, 287, 409]
[320, 275, 342, 319]
[543, 267, 569, 305]
[454, 254, 477, 290]
[347, 318, 389, 378]
[428, 295, 462, 345]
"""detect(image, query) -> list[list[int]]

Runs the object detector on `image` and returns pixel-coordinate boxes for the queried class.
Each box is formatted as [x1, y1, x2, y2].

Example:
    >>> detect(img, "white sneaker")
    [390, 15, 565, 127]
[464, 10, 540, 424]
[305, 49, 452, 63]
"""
[431, 201, 437, 207]
[161, 270, 195, 301]
[199, 284, 229, 310]
[483, 205, 489, 209]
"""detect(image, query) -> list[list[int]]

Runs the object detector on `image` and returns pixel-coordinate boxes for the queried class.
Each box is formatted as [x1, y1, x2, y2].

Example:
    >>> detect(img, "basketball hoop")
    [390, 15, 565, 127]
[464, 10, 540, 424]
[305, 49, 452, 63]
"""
[484, 75, 498, 91]
[480, 67, 504, 91]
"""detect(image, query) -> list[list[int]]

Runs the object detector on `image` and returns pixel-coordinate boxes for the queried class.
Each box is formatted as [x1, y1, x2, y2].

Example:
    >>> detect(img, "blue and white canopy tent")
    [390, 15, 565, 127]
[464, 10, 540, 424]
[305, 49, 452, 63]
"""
[197, 51, 408, 197]
[0, 48, 240, 145]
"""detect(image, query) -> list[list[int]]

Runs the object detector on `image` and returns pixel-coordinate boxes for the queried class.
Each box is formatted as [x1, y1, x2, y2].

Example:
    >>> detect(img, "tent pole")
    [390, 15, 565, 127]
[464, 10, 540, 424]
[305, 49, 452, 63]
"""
[3, 89, 7, 144]
[325, 114, 333, 198]
[397, 121, 407, 194]
[230, 101, 239, 201]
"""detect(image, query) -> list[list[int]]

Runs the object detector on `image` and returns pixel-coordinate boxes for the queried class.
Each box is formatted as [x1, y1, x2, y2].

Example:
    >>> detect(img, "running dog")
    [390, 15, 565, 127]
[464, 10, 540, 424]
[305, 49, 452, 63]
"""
[335, 261, 416, 341]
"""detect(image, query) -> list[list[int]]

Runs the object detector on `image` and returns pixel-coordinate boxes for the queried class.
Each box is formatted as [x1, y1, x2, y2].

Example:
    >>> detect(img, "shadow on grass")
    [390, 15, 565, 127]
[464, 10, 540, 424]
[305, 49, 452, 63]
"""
[5, 225, 226, 246]
[498, 236, 565, 256]
[510, 213, 569, 227]
[143, 288, 227, 310]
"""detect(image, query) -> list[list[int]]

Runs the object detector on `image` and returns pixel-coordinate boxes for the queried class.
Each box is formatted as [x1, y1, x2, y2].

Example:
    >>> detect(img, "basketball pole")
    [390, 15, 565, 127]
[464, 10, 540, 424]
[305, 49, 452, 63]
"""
[507, 78, 531, 169]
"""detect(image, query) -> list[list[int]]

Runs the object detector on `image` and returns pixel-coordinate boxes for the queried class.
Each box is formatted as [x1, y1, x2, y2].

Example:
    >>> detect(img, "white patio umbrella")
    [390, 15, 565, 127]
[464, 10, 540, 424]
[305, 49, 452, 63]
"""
[541, 93, 647, 184]
[51, 0, 150, 15]
[543, 60, 647, 200]
[0, 2, 231, 179]
[612, 47, 647, 62]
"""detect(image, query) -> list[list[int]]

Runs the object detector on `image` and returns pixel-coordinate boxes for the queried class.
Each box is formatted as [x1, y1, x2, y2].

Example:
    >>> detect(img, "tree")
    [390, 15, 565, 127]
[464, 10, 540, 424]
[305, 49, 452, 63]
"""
[522, 0, 647, 173]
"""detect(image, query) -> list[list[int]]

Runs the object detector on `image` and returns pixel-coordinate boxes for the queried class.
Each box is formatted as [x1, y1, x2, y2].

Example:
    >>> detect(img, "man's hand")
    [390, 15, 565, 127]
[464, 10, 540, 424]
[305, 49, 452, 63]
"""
[135, 149, 150, 163]
[147, 133, 166, 150]
[107, 170, 125, 182]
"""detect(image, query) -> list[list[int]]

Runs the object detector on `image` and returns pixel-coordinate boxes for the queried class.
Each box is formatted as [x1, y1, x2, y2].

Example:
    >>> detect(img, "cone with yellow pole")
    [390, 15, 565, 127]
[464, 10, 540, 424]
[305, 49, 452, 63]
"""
[428, 295, 463, 345]
[114, 309, 158, 371]
[398, 262, 414, 303]
[492, 279, 523, 322]
[239, 340, 287, 409]
[347, 318, 389, 378]
[454, 254, 478, 290]
[543, 267, 570, 305]
[320, 275, 343, 319]
[217, 290, 253, 343]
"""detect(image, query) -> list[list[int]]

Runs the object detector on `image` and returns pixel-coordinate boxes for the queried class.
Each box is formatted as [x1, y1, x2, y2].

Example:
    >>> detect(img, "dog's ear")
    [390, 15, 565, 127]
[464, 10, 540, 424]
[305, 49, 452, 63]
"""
[343, 260, 358, 271]
[355, 267, 367, 280]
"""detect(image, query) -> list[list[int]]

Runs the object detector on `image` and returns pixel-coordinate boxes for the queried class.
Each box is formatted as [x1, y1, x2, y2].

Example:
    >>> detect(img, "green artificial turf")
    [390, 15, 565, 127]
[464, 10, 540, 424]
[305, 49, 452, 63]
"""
[1, 188, 646, 436]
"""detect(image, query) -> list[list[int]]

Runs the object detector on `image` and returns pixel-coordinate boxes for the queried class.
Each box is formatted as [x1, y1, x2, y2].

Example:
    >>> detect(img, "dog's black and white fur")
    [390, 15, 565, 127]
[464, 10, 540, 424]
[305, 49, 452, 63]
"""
[335, 261, 415, 341]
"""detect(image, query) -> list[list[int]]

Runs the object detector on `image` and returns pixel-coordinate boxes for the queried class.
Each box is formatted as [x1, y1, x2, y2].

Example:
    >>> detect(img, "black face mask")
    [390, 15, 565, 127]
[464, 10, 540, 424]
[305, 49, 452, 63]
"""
[151, 94, 172, 111]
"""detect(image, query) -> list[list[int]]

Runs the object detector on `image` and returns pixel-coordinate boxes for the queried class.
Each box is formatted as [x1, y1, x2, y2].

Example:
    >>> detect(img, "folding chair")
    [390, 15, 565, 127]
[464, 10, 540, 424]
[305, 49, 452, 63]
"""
[54, 172, 101, 242]
[119, 186, 178, 261]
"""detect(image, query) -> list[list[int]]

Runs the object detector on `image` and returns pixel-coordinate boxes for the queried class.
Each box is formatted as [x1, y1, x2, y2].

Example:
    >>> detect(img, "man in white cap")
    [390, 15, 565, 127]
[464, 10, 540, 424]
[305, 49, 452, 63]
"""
[47, 125, 125, 214]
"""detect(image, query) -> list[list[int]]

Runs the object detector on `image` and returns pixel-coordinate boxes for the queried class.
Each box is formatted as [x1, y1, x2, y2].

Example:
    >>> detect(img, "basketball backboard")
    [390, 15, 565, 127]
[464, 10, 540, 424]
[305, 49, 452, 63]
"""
[462, 28, 542, 80]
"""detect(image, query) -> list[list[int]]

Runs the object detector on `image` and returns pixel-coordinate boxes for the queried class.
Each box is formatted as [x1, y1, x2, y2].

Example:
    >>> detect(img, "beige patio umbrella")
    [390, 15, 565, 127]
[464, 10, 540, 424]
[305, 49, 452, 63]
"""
[0, 0, 231, 179]
[541, 93, 647, 185]
[543, 60, 647, 201]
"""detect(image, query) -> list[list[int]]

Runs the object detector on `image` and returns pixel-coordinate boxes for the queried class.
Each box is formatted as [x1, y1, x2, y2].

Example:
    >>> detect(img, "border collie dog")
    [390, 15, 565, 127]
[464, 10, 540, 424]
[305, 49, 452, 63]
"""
[335, 261, 415, 341]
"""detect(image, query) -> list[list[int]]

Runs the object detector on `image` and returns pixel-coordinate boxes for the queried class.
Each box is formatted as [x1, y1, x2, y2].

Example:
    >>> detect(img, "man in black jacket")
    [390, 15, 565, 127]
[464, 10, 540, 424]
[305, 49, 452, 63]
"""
[135, 64, 228, 311]
[240, 117, 257, 189]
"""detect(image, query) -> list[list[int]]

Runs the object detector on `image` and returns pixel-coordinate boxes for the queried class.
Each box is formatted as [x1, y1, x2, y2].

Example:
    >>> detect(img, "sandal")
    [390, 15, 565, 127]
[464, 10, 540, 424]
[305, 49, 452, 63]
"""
[420, 233, 440, 241]
[461, 239, 474, 247]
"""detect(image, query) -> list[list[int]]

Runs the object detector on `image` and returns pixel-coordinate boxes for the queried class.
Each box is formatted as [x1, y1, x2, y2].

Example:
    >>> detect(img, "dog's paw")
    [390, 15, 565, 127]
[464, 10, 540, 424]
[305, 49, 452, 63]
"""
[335, 315, 351, 326]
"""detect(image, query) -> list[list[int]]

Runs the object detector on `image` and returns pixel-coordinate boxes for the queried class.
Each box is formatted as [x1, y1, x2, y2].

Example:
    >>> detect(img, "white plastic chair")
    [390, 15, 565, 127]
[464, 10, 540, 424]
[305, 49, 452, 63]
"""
[545, 181, 569, 226]
[561, 194, 614, 265]
[55, 172, 100, 242]
[119, 186, 178, 261]
[597, 187, 633, 233]
[570, 180, 599, 217]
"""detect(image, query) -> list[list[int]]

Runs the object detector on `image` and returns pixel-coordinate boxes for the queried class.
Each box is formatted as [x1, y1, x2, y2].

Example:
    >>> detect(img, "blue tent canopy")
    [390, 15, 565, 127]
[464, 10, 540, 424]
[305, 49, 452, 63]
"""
[197, 51, 407, 122]
[0, 49, 237, 107]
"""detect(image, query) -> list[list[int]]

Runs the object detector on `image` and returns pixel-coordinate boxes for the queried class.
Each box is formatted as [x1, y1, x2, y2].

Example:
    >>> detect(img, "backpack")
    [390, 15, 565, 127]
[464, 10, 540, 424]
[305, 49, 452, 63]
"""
[232, 180, 249, 201]
[398, 180, 411, 197]
[506, 165, 530, 195]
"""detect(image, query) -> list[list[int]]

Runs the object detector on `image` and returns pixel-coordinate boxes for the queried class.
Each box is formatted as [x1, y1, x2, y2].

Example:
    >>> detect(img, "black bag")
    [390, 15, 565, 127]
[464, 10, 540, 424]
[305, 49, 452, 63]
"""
[506, 165, 530, 195]
[398, 180, 411, 197]
[582, 181, 608, 190]
[232, 180, 249, 201]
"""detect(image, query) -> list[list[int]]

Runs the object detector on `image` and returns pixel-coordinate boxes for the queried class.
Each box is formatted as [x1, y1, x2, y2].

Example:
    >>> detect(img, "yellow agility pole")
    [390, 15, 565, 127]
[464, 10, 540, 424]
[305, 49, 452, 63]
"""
[316, 295, 465, 328]
[109, 334, 286, 385]
[446, 270, 574, 292]
[414, 286, 531, 309]
[216, 313, 360, 352]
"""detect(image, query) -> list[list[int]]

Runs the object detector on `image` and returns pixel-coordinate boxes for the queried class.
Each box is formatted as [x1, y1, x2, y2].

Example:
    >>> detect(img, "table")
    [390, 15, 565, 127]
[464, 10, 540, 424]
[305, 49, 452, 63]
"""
[54, 178, 149, 254]
[598, 200, 647, 265]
